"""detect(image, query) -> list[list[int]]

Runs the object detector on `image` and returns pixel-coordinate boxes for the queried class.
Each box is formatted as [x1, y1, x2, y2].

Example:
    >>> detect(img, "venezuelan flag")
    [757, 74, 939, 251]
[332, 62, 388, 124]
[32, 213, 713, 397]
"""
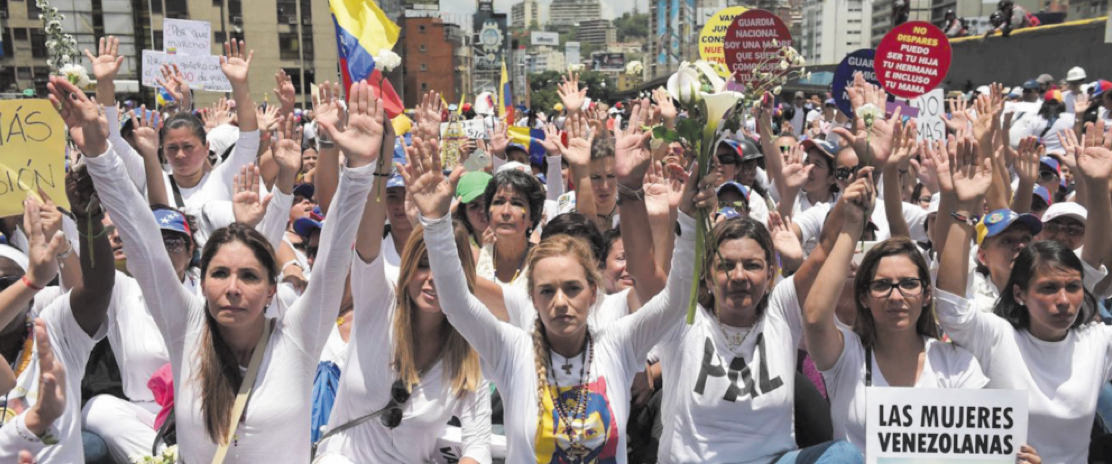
[499, 60, 512, 122]
[155, 87, 174, 107]
[508, 126, 549, 164]
[329, 0, 404, 117]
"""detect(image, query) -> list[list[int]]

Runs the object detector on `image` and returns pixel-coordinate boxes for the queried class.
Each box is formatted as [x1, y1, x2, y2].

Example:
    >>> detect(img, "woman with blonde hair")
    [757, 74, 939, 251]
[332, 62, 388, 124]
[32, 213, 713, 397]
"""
[404, 100, 714, 463]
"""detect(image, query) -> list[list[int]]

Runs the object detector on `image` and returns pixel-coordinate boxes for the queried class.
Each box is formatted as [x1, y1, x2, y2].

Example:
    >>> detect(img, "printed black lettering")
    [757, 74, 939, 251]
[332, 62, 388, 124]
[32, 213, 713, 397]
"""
[879, 433, 892, 452]
[1003, 435, 1013, 454]
[33, 164, 57, 192]
[723, 354, 756, 401]
[978, 405, 991, 428]
[989, 434, 1003, 454]
[921, 406, 938, 427]
[902, 405, 913, 426]
[1003, 407, 1013, 429]
[6, 110, 26, 145]
[926, 432, 938, 453]
[694, 338, 727, 396]
[754, 333, 783, 394]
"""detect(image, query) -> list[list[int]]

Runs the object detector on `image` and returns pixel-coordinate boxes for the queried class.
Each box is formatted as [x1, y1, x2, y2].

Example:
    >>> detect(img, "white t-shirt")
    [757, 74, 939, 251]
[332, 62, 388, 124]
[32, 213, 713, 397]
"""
[316, 253, 491, 463]
[319, 326, 349, 371]
[1, 289, 106, 464]
[383, 231, 402, 283]
[937, 289, 1112, 464]
[1022, 113, 1076, 154]
[158, 129, 261, 217]
[422, 211, 697, 464]
[85, 146, 373, 463]
[821, 327, 988, 455]
[504, 287, 631, 333]
[103, 274, 170, 402]
[476, 244, 530, 292]
[968, 259, 1107, 313]
[794, 201, 928, 257]
[656, 277, 803, 464]
[1007, 101, 1043, 148]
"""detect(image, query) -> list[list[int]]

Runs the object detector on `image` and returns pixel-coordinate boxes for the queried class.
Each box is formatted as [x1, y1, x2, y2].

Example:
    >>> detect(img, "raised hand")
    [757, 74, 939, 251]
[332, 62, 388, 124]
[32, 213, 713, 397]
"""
[84, 36, 124, 82]
[273, 69, 297, 114]
[1076, 120, 1112, 184]
[258, 104, 281, 132]
[131, 106, 161, 160]
[678, 162, 719, 217]
[34, 190, 65, 243]
[942, 97, 970, 133]
[155, 63, 191, 110]
[220, 39, 254, 86]
[233, 165, 273, 228]
[23, 195, 68, 288]
[47, 76, 108, 157]
[561, 113, 595, 168]
[539, 122, 562, 155]
[841, 168, 876, 229]
[272, 116, 304, 181]
[23, 320, 66, 439]
[653, 87, 677, 127]
[312, 81, 345, 135]
[921, 138, 953, 196]
[416, 91, 443, 140]
[1014, 136, 1040, 186]
[781, 142, 812, 190]
[948, 135, 992, 204]
[768, 211, 803, 264]
[558, 72, 587, 115]
[613, 98, 654, 188]
[209, 97, 233, 127]
[969, 93, 996, 144]
[644, 161, 674, 219]
[888, 120, 918, 168]
[489, 117, 510, 157]
[1074, 92, 1092, 115]
[398, 136, 460, 220]
[833, 72, 902, 167]
[317, 81, 387, 169]
[64, 164, 101, 220]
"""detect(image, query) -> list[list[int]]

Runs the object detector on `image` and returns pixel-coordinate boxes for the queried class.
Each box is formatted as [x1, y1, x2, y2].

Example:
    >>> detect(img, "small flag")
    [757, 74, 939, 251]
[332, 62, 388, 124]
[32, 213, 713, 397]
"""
[156, 87, 175, 107]
[499, 60, 512, 122]
[329, 0, 403, 117]
[508, 126, 548, 164]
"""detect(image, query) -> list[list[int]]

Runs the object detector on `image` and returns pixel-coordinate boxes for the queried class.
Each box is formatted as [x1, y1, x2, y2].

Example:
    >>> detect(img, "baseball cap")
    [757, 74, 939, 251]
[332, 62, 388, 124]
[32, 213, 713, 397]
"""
[1066, 67, 1087, 82]
[1036, 74, 1054, 85]
[293, 183, 314, 199]
[1039, 156, 1060, 175]
[824, 98, 836, 107]
[716, 181, 752, 201]
[153, 208, 193, 242]
[1021, 79, 1040, 90]
[293, 208, 325, 238]
[975, 85, 991, 95]
[386, 172, 405, 189]
[1007, 87, 1023, 98]
[1042, 202, 1087, 224]
[1033, 184, 1052, 206]
[456, 172, 493, 204]
[1044, 89, 1063, 102]
[497, 161, 530, 173]
[976, 209, 1043, 245]
[802, 139, 839, 158]
[1093, 80, 1112, 98]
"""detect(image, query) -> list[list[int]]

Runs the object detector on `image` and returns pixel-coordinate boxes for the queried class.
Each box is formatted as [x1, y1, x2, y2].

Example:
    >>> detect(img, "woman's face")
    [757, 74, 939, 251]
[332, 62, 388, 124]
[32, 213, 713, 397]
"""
[164, 231, 193, 277]
[590, 157, 617, 211]
[488, 185, 532, 240]
[603, 238, 633, 293]
[709, 237, 774, 318]
[663, 142, 685, 167]
[405, 254, 440, 313]
[1038, 217, 1085, 251]
[289, 197, 314, 224]
[301, 148, 318, 173]
[714, 146, 739, 186]
[916, 185, 933, 210]
[103, 213, 125, 262]
[862, 255, 930, 335]
[385, 187, 410, 233]
[533, 255, 596, 339]
[465, 198, 490, 237]
[203, 241, 275, 328]
[164, 127, 209, 178]
[1014, 264, 1084, 341]
[803, 150, 835, 195]
[978, 225, 1033, 281]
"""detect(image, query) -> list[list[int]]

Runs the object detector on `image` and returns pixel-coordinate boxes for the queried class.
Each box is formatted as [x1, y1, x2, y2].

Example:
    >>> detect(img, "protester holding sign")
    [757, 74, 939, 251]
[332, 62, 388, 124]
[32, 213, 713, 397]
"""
[936, 121, 1112, 464]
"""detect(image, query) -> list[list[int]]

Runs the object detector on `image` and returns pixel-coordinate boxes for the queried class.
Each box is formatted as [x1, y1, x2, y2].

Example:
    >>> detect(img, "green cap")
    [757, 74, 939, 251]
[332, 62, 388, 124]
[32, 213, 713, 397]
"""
[456, 172, 492, 204]
[22, 89, 36, 98]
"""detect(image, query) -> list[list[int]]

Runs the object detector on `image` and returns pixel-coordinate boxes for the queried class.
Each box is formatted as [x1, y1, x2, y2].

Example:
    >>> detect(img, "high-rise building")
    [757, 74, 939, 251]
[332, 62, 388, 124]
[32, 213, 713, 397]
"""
[402, 16, 467, 107]
[871, 0, 932, 45]
[800, 0, 873, 65]
[548, 0, 601, 27]
[578, 19, 616, 46]
[512, 0, 544, 29]
[648, 0, 697, 79]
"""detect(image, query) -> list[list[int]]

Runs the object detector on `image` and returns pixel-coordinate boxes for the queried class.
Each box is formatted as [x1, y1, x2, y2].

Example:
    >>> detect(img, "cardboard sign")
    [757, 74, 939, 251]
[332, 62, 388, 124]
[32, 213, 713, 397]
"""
[440, 119, 489, 140]
[699, 6, 748, 74]
[866, 387, 1028, 464]
[141, 50, 231, 92]
[723, 9, 793, 84]
[874, 22, 951, 99]
[0, 100, 70, 217]
[163, 18, 212, 56]
[912, 88, 946, 142]
[833, 49, 881, 118]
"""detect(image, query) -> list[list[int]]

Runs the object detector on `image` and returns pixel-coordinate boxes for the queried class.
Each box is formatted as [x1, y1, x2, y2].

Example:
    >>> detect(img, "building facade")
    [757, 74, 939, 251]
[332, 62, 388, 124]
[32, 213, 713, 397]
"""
[578, 18, 616, 46]
[871, 0, 932, 45]
[401, 16, 464, 107]
[800, 0, 873, 65]
[548, 0, 601, 27]
[511, 0, 544, 29]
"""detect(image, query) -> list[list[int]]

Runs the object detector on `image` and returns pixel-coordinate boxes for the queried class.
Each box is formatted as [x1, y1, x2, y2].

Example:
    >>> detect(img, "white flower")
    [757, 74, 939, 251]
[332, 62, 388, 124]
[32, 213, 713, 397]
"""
[567, 63, 585, 73]
[793, 56, 804, 66]
[625, 60, 643, 76]
[779, 60, 789, 70]
[60, 63, 89, 88]
[773, 86, 782, 95]
[771, 38, 779, 47]
[162, 445, 179, 462]
[374, 49, 401, 72]
[857, 103, 882, 128]
[667, 66, 702, 106]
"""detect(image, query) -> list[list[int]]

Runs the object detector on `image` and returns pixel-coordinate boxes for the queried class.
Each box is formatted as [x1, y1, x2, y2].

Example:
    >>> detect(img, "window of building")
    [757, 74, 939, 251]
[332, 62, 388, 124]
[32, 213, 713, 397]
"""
[301, 29, 314, 60]
[26, 1, 41, 19]
[17, 67, 32, 80]
[1, 32, 12, 58]
[419, 25, 426, 33]
[419, 44, 426, 53]
[30, 29, 46, 58]
[421, 82, 428, 91]
[14, 28, 28, 41]
[278, 33, 300, 60]
[0, 68, 15, 94]
[154, 33, 163, 50]
[283, 68, 302, 94]
[420, 63, 427, 71]
[277, 0, 297, 23]
[165, 0, 188, 18]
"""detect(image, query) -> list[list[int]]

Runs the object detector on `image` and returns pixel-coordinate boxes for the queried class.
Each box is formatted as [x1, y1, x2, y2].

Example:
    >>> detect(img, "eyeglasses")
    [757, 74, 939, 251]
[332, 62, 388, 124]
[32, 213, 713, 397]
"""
[834, 166, 859, 181]
[104, 225, 122, 245]
[1038, 170, 1059, 182]
[716, 154, 739, 166]
[1044, 222, 1085, 237]
[868, 278, 925, 298]
[163, 235, 188, 254]
[381, 379, 412, 429]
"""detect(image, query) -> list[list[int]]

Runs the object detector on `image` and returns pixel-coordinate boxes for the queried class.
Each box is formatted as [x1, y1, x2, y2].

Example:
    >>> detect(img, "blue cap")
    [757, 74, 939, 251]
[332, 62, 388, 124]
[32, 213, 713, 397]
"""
[293, 217, 322, 237]
[1022, 79, 1040, 90]
[976, 209, 1043, 245]
[386, 172, 405, 189]
[153, 208, 192, 241]
[716, 181, 752, 201]
[717, 206, 741, 220]
[802, 139, 839, 158]
[1033, 184, 1052, 206]
[293, 183, 314, 199]
[1039, 156, 1060, 175]
[507, 142, 528, 153]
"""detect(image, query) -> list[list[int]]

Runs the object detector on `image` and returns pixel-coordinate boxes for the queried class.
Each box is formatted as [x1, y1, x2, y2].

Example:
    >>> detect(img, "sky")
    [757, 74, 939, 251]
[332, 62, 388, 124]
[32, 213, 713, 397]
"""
[440, 0, 648, 21]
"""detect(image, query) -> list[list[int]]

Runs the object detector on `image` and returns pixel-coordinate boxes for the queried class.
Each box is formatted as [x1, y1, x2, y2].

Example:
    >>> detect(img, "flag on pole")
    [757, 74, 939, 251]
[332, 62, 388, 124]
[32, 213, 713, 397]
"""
[508, 126, 548, 162]
[155, 87, 175, 107]
[499, 60, 513, 122]
[329, 0, 403, 117]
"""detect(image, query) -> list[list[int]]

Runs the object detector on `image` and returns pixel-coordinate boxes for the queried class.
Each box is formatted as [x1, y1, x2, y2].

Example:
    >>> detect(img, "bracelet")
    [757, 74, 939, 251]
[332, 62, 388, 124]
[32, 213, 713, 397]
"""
[372, 172, 393, 177]
[317, 139, 335, 149]
[22, 276, 43, 291]
[616, 183, 645, 203]
[76, 225, 108, 239]
[950, 211, 977, 227]
[56, 244, 74, 261]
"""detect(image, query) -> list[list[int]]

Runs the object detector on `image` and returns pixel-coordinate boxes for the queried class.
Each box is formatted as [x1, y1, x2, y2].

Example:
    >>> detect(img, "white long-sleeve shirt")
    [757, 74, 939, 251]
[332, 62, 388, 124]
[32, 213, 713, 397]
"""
[85, 146, 374, 464]
[423, 211, 697, 464]
[316, 253, 492, 463]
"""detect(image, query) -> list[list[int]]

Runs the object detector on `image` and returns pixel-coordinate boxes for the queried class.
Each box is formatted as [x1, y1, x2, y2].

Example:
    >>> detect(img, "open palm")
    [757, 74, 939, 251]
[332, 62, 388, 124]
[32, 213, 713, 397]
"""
[319, 81, 384, 168]
[1077, 121, 1112, 183]
[949, 136, 992, 203]
[312, 81, 344, 132]
[613, 98, 653, 186]
[400, 137, 459, 220]
[220, 40, 253, 85]
[84, 36, 123, 81]
[233, 165, 272, 228]
[273, 116, 303, 175]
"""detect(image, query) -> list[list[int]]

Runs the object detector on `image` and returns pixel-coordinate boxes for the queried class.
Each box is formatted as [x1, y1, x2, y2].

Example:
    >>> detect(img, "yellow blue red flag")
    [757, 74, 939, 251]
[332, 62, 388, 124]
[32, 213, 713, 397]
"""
[329, 0, 403, 117]
[499, 60, 512, 122]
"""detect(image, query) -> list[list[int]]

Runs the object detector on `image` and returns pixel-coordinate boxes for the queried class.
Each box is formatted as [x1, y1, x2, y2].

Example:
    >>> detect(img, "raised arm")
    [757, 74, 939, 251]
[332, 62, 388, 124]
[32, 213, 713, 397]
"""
[833, 72, 901, 170]
[353, 115, 398, 264]
[221, 39, 257, 132]
[777, 142, 812, 222]
[560, 113, 598, 223]
[1009, 137, 1040, 214]
[804, 176, 874, 370]
[155, 63, 191, 112]
[87, 37, 147, 194]
[273, 69, 298, 118]
[614, 98, 667, 311]
[313, 81, 344, 215]
[0, 321, 65, 459]
[539, 123, 565, 201]
[0, 202, 68, 333]
[882, 120, 916, 238]
[557, 72, 588, 117]
[61, 166, 115, 337]
[1075, 120, 1112, 270]
[756, 93, 787, 195]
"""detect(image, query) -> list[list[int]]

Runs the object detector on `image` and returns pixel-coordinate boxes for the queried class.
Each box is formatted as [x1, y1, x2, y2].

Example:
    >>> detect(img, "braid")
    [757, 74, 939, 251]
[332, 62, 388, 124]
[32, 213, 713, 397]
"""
[532, 317, 549, 434]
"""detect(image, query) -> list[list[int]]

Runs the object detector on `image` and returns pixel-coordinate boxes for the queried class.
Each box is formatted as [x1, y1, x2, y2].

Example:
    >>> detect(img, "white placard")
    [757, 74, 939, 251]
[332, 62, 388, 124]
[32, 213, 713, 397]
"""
[440, 119, 489, 140]
[531, 31, 559, 46]
[866, 387, 1028, 464]
[163, 18, 212, 56]
[912, 88, 945, 142]
[141, 50, 231, 92]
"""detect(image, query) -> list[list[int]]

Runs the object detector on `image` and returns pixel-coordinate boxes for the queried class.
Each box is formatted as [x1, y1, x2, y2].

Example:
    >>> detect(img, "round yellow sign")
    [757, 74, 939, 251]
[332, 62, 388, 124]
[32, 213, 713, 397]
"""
[699, 6, 748, 76]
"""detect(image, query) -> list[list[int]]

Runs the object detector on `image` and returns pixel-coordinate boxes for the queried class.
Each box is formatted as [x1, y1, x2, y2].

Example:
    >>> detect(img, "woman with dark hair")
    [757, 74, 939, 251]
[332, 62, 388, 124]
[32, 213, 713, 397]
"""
[937, 124, 1112, 464]
[476, 169, 546, 290]
[454, 171, 493, 254]
[81, 81, 386, 462]
[1022, 92, 1074, 155]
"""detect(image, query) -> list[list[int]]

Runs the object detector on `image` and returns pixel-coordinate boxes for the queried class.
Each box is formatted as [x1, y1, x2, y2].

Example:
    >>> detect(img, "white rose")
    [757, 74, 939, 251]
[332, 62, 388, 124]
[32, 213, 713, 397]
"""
[60, 63, 90, 87]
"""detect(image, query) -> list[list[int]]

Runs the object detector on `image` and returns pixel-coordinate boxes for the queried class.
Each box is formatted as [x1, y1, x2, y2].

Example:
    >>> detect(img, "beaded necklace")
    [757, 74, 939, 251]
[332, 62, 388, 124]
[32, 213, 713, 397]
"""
[546, 332, 594, 460]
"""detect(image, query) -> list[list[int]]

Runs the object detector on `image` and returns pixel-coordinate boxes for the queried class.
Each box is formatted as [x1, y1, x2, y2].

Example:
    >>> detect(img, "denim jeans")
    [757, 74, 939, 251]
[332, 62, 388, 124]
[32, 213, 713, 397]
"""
[82, 430, 113, 464]
[773, 440, 863, 464]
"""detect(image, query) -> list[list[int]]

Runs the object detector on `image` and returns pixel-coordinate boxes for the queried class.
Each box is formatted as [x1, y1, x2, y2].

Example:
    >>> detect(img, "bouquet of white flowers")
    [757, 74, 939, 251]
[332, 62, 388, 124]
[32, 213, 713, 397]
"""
[129, 445, 178, 464]
[36, 0, 87, 86]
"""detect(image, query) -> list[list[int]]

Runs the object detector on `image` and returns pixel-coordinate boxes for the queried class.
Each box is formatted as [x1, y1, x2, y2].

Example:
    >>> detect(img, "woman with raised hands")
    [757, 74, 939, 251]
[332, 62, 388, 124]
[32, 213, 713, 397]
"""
[312, 111, 491, 464]
[405, 99, 714, 463]
[936, 121, 1112, 464]
[78, 78, 384, 463]
[0, 321, 68, 461]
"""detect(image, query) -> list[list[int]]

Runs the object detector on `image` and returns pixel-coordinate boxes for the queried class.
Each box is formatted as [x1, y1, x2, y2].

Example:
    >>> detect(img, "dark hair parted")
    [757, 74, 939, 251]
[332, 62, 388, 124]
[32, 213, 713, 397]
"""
[541, 212, 605, 263]
[163, 111, 208, 145]
[482, 169, 546, 230]
[193, 223, 278, 444]
[852, 237, 939, 347]
[698, 217, 777, 317]
[992, 240, 1098, 332]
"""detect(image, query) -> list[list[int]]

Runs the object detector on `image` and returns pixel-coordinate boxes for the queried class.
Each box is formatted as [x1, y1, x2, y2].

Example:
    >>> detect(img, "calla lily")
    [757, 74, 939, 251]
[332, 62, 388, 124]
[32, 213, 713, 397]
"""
[693, 60, 727, 93]
[667, 66, 703, 106]
[702, 91, 743, 125]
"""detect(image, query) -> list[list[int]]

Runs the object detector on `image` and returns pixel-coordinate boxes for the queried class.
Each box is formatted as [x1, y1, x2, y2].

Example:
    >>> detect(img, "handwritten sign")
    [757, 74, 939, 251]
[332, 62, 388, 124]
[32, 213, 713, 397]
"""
[723, 9, 793, 85]
[866, 387, 1028, 463]
[874, 21, 951, 99]
[912, 88, 945, 142]
[699, 6, 748, 75]
[833, 49, 881, 118]
[440, 119, 489, 140]
[0, 100, 70, 217]
[163, 18, 212, 56]
[141, 50, 231, 92]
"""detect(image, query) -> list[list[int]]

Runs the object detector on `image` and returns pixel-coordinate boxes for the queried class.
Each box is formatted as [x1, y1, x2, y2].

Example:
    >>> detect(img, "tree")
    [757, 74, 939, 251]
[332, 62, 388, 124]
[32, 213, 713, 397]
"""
[615, 12, 650, 42]
[527, 70, 615, 112]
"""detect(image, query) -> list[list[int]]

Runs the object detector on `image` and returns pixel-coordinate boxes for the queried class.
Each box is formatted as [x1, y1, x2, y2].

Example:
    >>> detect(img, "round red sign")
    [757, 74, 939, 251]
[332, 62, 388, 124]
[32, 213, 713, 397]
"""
[723, 9, 793, 84]
[873, 21, 952, 99]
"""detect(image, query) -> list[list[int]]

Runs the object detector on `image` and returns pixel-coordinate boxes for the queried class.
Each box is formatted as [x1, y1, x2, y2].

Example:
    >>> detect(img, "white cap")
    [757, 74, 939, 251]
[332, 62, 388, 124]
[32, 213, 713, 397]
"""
[1067, 66, 1087, 82]
[1008, 86, 1023, 96]
[927, 192, 940, 215]
[496, 161, 531, 174]
[976, 85, 991, 95]
[207, 124, 240, 164]
[1042, 201, 1087, 224]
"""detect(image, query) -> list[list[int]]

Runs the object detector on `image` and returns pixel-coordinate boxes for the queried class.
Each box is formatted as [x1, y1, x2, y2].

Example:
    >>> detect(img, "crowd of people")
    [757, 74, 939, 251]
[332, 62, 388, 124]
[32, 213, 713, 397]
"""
[1, 31, 1112, 464]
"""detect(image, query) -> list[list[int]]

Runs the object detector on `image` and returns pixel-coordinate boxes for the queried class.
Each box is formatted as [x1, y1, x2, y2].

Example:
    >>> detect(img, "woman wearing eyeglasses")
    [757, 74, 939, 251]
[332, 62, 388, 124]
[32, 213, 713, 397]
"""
[311, 147, 490, 463]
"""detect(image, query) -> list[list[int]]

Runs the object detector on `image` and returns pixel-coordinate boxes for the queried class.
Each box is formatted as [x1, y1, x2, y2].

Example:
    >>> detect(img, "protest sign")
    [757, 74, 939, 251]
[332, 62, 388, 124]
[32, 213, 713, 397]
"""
[833, 49, 881, 118]
[723, 9, 793, 84]
[440, 119, 489, 140]
[874, 22, 951, 99]
[141, 50, 232, 92]
[699, 6, 748, 74]
[163, 18, 213, 56]
[0, 100, 70, 216]
[912, 88, 945, 142]
[866, 387, 1027, 464]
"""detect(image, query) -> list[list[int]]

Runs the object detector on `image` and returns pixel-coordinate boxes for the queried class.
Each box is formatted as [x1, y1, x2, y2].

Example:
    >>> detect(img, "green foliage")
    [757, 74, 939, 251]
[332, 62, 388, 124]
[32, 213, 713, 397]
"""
[527, 70, 615, 111]
[615, 12, 650, 42]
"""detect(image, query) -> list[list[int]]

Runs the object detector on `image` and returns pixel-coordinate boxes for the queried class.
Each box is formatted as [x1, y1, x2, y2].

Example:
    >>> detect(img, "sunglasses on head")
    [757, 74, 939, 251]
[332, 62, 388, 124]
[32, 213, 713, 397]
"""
[381, 379, 412, 429]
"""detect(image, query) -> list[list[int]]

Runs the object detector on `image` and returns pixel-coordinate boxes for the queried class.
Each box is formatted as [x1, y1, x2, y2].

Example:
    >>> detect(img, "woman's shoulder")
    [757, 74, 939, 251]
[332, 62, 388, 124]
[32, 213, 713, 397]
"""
[925, 339, 984, 374]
